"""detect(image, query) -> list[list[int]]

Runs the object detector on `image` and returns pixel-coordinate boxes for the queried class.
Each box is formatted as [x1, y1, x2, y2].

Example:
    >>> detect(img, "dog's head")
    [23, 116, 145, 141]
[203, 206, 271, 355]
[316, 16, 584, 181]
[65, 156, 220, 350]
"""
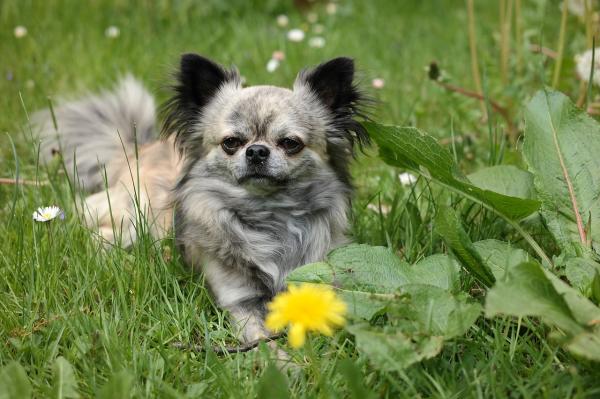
[162, 54, 368, 189]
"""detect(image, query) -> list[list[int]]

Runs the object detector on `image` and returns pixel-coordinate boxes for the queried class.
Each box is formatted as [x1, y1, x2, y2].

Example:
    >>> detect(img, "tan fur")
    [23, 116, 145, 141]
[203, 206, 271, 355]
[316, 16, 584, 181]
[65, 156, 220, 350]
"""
[82, 137, 182, 246]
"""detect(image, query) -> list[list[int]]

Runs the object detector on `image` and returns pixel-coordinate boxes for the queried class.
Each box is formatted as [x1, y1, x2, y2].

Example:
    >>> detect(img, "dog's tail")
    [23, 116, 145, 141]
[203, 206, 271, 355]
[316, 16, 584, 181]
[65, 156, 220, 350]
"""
[34, 76, 157, 192]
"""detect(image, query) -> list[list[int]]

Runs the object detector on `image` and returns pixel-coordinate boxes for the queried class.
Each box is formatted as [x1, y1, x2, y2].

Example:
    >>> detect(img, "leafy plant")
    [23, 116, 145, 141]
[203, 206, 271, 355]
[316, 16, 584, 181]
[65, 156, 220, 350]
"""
[288, 244, 480, 370]
[288, 88, 600, 369]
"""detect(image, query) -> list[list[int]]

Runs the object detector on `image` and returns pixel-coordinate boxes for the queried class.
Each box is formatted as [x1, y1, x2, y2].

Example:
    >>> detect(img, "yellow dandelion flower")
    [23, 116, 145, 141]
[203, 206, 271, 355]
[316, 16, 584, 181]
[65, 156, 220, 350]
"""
[265, 283, 347, 348]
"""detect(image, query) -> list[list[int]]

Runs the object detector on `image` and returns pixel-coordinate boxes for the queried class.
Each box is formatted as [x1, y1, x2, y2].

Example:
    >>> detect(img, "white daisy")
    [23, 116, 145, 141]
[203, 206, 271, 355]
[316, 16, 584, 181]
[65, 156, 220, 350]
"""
[276, 14, 289, 27]
[398, 172, 418, 186]
[372, 78, 385, 89]
[14, 26, 27, 38]
[308, 36, 326, 48]
[105, 26, 120, 38]
[575, 48, 600, 87]
[287, 29, 305, 42]
[266, 58, 280, 73]
[33, 206, 64, 222]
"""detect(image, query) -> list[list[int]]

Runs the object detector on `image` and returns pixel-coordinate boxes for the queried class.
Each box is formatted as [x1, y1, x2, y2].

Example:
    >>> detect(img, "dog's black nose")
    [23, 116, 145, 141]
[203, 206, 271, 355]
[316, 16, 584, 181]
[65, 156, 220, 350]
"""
[246, 144, 270, 163]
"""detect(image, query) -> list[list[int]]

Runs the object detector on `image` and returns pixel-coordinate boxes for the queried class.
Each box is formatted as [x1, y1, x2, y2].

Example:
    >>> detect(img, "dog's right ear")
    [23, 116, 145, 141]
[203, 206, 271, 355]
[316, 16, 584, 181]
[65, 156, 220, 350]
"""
[162, 54, 240, 154]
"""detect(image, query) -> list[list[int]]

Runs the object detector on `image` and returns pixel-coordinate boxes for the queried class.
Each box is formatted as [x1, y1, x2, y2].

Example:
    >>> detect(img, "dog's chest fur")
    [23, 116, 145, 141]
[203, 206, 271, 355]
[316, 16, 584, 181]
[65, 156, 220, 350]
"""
[174, 168, 350, 302]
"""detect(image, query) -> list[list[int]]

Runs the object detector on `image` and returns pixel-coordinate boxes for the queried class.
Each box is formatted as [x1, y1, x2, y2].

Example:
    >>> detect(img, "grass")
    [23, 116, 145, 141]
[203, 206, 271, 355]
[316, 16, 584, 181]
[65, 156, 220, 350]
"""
[1, 0, 600, 397]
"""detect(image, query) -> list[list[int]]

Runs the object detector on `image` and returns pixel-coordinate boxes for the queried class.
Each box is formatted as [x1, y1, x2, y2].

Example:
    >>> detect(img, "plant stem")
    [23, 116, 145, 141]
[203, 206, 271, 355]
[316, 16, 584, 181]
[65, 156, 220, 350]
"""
[500, 0, 514, 85]
[585, 0, 594, 49]
[515, 0, 523, 73]
[552, 1, 569, 88]
[433, 80, 516, 133]
[466, 0, 487, 118]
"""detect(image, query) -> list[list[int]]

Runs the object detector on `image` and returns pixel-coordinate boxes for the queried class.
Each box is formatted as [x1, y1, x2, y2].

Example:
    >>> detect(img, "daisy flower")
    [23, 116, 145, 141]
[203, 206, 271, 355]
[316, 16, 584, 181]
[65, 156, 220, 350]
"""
[287, 29, 305, 42]
[105, 26, 120, 38]
[32, 206, 65, 222]
[371, 78, 385, 89]
[326, 2, 338, 15]
[14, 26, 27, 38]
[276, 14, 289, 28]
[266, 283, 347, 348]
[399, 172, 418, 186]
[575, 48, 600, 87]
[308, 36, 326, 48]
[266, 58, 280, 73]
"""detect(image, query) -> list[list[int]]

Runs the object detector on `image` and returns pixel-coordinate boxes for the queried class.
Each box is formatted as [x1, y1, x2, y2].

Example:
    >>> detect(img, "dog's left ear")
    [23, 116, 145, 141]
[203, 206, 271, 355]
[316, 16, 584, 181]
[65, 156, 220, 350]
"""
[295, 57, 358, 112]
[295, 57, 369, 148]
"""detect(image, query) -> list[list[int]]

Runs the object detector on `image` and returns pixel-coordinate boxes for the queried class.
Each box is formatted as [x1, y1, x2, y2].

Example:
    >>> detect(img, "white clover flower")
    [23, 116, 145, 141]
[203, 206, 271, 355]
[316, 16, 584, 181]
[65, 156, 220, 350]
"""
[307, 12, 318, 24]
[14, 26, 27, 38]
[266, 58, 280, 73]
[276, 14, 289, 27]
[575, 48, 600, 87]
[308, 36, 326, 48]
[287, 29, 305, 42]
[313, 24, 325, 34]
[326, 2, 338, 15]
[372, 78, 385, 89]
[33, 206, 65, 222]
[398, 172, 417, 186]
[105, 26, 120, 38]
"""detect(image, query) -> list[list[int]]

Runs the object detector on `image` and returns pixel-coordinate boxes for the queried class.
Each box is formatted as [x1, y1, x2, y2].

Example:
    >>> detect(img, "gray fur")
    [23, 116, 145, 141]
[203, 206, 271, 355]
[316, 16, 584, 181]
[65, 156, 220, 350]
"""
[171, 72, 359, 341]
[34, 76, 156, 191]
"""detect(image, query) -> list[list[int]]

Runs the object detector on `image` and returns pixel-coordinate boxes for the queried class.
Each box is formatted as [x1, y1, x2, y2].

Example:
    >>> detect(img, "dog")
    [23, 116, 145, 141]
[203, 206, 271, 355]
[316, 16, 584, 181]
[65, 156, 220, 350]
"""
[34, 54, 369, 343]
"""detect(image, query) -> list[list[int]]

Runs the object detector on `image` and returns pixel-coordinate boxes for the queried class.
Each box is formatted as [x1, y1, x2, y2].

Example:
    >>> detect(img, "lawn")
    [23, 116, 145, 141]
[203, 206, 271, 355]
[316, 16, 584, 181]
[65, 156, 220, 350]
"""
[1, 0, 600, 397]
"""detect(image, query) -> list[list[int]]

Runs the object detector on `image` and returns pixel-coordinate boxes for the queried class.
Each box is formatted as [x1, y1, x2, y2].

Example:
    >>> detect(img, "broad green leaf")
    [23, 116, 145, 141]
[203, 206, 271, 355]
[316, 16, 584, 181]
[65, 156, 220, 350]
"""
[399, 285, 481, 338]
[523, 89, 600, 255]
[486, 262, 581, 334]
[366, 122, 541, 221]
[565, 257, 600, 292]
[0, 362, 31, 399]
[256, 364, 290, 399]
[324, 244, 411, 292]
[337, 291, 388, 320]
[289, 244, 481, 369]
[409, 254, 461, 292]
[486, 261, 600, 361]
[346, 324, 444, 371]
[288, 245, 465, 319]
[287, 244, 411, 320]
[468, 165, 536, 200]
[97, 371, 133, 399]
[435, 207, 496, 287]
[473, 239, 531, 279]
[52, 357, 79, 399]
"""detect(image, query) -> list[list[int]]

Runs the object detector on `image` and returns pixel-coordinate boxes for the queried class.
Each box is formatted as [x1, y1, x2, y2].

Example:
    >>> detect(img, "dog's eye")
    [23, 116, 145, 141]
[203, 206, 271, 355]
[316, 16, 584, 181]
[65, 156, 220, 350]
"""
[278, 137, 304, 155]
[221, 137, 244, 154]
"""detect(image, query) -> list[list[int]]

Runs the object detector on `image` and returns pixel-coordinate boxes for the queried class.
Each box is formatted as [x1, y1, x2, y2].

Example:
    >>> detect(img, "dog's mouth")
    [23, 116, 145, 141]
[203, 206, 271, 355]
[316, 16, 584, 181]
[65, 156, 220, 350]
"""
[238, 173, 287, 185]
